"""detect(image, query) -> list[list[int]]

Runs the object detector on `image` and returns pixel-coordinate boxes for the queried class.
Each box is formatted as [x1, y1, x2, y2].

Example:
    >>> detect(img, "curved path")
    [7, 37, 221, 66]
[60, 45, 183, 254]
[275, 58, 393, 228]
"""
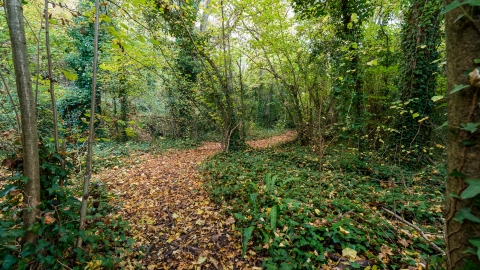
[101, 131, 295, 269]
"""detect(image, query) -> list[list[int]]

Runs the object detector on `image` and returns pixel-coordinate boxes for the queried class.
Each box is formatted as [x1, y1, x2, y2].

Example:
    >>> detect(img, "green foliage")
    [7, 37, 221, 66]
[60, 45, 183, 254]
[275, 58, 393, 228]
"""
[0, 143, 133, 269]
[202, 143, 445, 268]
[59, 0, 111, 129]
[393, 0, 443, 164]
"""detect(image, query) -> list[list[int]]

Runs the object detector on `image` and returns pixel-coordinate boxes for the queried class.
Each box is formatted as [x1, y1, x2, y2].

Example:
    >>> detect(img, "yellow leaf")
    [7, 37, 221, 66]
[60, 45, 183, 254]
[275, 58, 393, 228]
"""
[85, 260, 102, 270]
[197, 256, 207, 264]
[351, 13, 358, 23]
[342, 247, 357, 261]
[339, 226, 350, 235]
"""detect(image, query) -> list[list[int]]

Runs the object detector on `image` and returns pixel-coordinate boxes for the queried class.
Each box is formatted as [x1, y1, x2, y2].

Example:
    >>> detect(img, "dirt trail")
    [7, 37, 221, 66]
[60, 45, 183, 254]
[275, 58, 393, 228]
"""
[101, 131, 296, 269]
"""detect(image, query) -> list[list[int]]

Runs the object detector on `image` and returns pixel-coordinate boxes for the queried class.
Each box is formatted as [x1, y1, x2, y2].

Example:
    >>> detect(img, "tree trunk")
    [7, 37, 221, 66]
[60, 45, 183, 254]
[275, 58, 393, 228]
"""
[444, 1, 480, 268]
[77, 0, 100, 248]
[396, 0, 442, 164]
[5, 0, 41, 244]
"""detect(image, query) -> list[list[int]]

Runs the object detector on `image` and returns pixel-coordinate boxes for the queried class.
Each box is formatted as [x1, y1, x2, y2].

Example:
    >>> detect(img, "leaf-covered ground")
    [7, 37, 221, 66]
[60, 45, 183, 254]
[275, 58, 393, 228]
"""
[200, 143, 446, 269]
[97, 132, 296, 269]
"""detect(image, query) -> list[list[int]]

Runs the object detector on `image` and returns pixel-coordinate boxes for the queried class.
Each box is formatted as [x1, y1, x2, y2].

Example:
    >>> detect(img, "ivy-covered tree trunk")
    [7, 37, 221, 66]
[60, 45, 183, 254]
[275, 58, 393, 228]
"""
[444, 2, 480, 268]
[396, 0, 442, 163]
[340, 0, 365, 151]
[5, 0, 41, 244]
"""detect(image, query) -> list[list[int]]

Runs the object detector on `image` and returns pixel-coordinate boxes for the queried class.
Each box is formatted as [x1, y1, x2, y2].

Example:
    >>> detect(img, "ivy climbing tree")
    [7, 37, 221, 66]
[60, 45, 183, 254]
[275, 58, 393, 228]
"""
[60, 0, 108, 129]
[292, 0, 373, 149]
[444, 1, 480, 268]
[395, 0, 442, 164]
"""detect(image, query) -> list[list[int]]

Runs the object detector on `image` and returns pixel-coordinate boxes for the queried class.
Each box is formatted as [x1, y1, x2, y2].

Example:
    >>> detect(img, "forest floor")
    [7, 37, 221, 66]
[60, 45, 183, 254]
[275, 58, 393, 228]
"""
[98, 131, 296, 269]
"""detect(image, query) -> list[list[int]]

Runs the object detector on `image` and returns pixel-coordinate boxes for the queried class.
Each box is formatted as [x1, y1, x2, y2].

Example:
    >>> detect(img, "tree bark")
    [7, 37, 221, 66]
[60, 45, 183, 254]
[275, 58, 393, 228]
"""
[445, 1, 480, 268]
[397, 0, 442, 164]
[5, 0, 41, 244]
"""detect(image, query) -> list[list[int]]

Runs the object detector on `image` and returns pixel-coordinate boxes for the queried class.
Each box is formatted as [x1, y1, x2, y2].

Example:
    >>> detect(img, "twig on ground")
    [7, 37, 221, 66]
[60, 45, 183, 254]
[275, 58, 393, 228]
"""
[382, 207, 445, 255]
[328, 209, 354, 225]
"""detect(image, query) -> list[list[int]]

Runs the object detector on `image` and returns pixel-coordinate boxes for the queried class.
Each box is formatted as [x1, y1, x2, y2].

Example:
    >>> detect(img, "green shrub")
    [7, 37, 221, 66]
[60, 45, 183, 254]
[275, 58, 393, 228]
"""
[0, 145, 133, 270]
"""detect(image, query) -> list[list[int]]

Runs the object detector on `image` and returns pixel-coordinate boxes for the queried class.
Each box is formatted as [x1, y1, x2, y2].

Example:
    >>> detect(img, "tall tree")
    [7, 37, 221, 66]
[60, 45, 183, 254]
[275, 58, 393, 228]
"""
[292, 0, 372, 148]
[444, 1, 480, 268]
[396, 0, 442, 163]
[5, 0, 41, 244]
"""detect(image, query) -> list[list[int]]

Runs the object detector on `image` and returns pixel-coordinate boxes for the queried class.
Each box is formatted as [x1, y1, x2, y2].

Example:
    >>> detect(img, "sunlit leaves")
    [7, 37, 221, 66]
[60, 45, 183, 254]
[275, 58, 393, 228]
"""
[61, 69, 78, 81]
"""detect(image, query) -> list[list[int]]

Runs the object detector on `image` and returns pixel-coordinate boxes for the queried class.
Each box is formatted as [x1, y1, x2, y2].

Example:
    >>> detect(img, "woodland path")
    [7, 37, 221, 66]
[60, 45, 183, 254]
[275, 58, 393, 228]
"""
[99, 131, 296, 269]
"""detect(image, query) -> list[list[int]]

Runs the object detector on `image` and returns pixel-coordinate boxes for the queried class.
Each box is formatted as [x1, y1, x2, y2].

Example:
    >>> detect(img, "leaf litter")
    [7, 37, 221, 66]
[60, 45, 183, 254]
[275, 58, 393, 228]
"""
[97, 132, 296, 269]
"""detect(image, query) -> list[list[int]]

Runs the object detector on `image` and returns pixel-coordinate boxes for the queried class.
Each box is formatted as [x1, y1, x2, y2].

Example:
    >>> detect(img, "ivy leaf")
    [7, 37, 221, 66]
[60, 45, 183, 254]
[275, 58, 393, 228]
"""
[2, 254, 17, 269]
[450, 169, 467, 178]
[454, 208, 480, 223]
[466, 0, 480, 6]
[461, 179, 480, 199]
[461, 122, 480, 133]
[0, 185, 18, 198]
[468, 237, 480, 260]
[463, 140, 476, 146]
[242, 226, 255, 257]
[412, 113, 420, 119]
[450, 84, 469, 94]
[443, 0, 462, 14]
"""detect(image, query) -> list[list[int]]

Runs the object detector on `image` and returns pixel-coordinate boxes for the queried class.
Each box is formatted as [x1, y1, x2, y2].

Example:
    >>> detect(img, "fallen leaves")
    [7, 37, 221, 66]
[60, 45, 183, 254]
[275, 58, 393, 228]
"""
[97, 134, 295, 269]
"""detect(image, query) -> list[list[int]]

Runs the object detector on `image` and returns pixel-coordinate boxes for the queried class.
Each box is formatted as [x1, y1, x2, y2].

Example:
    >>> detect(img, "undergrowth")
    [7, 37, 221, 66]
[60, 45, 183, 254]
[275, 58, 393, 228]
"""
[0, 144, 134, 269]
[201, 142, 446, 269]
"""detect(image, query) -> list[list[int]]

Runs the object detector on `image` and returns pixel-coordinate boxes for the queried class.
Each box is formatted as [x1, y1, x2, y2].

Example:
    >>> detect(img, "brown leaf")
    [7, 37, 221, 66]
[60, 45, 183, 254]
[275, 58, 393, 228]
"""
[469, 68, 480, 87]
[225, 217, 235, 225]
[44, 214, 56, 225]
